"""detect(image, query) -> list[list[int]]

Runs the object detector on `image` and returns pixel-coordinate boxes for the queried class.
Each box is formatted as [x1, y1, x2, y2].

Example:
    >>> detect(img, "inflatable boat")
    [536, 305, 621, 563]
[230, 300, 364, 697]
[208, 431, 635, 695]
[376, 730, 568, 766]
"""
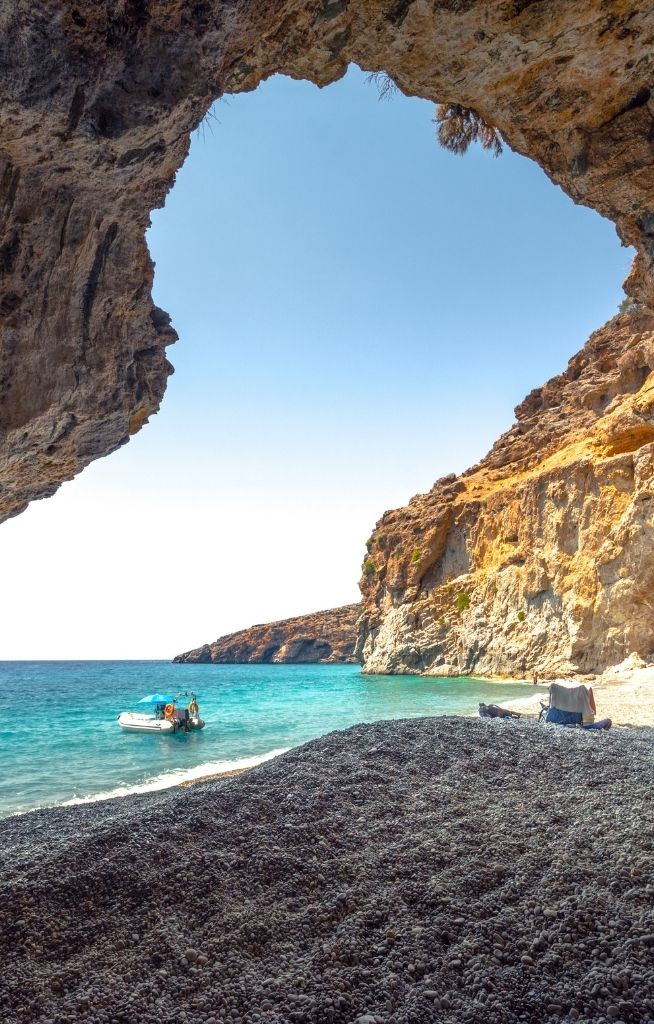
[118, 691, 205, 734]
[117, 711, 177, 733]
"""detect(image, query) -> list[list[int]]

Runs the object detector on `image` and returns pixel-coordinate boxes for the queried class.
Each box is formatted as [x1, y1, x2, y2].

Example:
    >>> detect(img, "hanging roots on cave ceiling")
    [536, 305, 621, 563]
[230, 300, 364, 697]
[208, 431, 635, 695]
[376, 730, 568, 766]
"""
[367, 74, 503, 158]
[434, 103, 504, 157]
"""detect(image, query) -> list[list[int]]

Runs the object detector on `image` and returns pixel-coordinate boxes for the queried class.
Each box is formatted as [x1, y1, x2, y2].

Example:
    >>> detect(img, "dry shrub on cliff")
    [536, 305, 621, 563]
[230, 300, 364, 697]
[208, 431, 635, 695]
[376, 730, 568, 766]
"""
[366, 71, 399, 100]
[434, 104, 503, 157]
[366, 78, 503, 160]
[194, 103, 220, 143]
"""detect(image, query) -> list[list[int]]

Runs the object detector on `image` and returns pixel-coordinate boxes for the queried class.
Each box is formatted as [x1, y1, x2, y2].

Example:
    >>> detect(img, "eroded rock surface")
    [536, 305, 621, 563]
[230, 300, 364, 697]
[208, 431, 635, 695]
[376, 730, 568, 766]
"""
[2, 2, 654, 519]
[357, 311, 654, 678]
[174, 603, 360, 664]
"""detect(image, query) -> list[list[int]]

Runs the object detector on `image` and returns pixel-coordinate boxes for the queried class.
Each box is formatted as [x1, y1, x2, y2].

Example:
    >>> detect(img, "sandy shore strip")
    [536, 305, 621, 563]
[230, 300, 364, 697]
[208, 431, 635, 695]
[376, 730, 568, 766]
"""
[180, 766, 248, 786]
[3, 716, 654, 1024]
[499, 661, 654, 727]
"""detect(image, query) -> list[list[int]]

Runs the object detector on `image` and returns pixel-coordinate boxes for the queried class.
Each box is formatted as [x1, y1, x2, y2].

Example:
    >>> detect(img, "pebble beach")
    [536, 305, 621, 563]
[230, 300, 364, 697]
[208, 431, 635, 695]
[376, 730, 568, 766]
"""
[3, 716, 654, 1024]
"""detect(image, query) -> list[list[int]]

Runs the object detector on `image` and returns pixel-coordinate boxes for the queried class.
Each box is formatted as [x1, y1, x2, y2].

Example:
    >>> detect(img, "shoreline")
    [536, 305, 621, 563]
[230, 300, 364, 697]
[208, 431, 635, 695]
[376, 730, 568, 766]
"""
[6, 666, 651, 817]
[178, 665, 654, 794]
[171, 664, 654, 793]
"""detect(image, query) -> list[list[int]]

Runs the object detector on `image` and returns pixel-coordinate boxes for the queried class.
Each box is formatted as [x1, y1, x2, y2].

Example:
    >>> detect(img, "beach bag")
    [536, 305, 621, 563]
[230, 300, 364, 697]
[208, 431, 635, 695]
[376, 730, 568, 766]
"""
[544, 707, 582, 727]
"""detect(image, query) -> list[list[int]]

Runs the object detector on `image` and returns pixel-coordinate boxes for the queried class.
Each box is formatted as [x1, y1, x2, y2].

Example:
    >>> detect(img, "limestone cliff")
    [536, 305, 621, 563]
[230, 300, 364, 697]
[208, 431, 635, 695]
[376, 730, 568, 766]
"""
[357, 311, 654, 678]
[174, 604, 360, 664]
[2, 3, 654, 520]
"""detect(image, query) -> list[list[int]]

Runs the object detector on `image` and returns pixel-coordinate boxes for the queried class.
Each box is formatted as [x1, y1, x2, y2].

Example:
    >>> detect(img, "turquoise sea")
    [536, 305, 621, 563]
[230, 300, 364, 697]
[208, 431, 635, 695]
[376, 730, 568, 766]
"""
[0, 662, 541, 819]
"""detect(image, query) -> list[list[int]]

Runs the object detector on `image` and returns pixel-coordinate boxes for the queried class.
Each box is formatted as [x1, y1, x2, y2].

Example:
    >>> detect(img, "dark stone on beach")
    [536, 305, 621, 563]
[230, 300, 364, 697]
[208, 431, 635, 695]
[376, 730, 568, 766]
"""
[2, 717, 654, 1023]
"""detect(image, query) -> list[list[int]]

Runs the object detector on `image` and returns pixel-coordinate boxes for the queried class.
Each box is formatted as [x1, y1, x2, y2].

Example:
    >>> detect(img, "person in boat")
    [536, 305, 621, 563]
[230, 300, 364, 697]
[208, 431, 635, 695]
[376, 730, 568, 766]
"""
[188, 696, 199, 717]
[174, 704, 190, 732]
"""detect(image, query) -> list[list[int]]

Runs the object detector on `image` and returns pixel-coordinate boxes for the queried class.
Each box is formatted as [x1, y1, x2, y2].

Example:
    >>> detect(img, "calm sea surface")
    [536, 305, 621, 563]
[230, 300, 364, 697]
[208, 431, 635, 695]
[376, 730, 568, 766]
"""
[0, 662, 540, 818]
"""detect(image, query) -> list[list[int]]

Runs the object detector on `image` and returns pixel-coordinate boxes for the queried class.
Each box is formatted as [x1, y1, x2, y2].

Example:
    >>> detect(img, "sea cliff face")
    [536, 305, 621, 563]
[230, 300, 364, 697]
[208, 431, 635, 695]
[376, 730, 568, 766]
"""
[357, 312, 654, 679]
[175, 604, 360, 664]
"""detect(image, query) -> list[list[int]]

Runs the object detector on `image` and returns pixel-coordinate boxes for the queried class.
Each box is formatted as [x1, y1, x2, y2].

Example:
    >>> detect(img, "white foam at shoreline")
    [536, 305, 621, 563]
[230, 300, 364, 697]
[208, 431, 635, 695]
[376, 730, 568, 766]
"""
[56, 748, 289, 808]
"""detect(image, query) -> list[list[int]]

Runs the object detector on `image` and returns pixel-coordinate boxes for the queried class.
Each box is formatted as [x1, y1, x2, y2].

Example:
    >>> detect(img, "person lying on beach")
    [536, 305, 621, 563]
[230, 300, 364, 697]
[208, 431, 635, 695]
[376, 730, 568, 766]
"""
[478, 703, 521, 719]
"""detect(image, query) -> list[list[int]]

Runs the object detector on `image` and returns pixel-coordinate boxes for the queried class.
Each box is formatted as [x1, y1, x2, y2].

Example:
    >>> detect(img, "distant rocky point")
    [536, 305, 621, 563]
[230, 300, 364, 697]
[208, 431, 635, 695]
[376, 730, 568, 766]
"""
[174, 604, 360, 664]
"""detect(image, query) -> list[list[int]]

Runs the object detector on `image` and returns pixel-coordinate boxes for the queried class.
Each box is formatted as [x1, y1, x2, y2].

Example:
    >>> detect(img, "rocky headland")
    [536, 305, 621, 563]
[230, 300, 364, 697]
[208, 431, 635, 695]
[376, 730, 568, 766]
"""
[3, 717, 654, 1024]
[174, 604, 360, 664]
[357, 311, 654, 680]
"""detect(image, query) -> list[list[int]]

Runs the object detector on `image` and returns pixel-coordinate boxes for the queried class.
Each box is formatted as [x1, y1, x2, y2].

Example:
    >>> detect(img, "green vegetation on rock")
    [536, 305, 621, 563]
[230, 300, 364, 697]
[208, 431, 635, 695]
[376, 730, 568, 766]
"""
[619, 295, 640, 314]
[456, 592, 471, 613]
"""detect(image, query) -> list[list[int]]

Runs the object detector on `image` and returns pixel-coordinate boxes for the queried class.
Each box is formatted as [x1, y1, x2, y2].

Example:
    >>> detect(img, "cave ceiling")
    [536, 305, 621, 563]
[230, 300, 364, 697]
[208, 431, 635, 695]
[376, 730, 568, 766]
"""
[1, 0, 653, 521]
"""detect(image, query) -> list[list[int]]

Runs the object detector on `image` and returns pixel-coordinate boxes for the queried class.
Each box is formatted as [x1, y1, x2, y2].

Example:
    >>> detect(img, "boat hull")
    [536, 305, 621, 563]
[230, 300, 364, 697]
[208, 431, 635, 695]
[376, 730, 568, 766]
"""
[118, 713, 175, 733]
[117, 712, 206, 733]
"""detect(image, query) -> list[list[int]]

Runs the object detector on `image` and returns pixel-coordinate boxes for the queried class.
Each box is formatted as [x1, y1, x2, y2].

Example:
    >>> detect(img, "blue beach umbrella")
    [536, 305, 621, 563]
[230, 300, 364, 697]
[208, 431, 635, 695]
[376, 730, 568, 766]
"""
[137, 693, 175, 705]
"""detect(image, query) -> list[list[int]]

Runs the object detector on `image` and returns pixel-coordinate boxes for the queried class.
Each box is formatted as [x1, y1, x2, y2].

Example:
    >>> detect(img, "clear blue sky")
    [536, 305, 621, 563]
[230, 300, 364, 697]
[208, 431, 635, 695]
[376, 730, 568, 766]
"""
[0, 66, 633, 657]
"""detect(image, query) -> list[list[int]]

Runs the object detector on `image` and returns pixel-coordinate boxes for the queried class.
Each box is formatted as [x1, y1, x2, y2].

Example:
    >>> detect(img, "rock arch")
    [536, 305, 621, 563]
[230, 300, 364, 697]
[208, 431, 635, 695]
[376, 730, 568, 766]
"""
[1, 1, 653, 520]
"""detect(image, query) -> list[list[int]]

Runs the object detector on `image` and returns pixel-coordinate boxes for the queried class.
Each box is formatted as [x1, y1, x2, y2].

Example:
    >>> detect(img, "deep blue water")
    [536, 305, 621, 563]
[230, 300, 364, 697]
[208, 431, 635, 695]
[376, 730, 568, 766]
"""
[0, 662, 541, 818]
